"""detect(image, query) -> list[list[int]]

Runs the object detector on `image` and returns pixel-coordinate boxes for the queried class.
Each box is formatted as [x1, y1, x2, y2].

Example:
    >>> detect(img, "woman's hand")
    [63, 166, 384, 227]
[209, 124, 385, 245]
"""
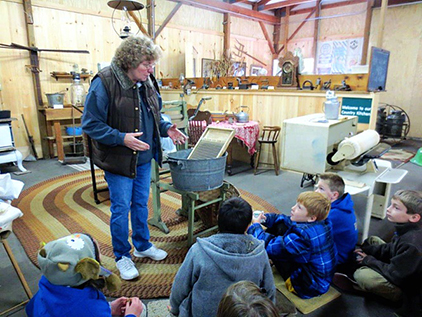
[124, 132, 150, 151]
[167, 124, 188, 145]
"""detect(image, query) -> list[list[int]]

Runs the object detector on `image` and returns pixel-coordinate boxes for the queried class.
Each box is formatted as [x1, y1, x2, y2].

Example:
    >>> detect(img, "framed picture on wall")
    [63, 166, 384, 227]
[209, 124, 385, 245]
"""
[202, 58, 215, 77]
[230, 62, 246, 76]
[250, 65, 264, 76]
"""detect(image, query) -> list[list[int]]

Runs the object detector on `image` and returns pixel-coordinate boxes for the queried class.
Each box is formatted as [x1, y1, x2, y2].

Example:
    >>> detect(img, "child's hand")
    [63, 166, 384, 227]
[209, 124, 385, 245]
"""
[252, 211, 266, 224]
[125, 297, 144, 317]
[354, 249, 367, 263]
[110, 297, 128, 316]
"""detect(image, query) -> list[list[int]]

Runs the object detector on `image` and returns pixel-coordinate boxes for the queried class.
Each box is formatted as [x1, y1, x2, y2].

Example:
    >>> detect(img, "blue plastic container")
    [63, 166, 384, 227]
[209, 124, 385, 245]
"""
[65, 126, 83, 136]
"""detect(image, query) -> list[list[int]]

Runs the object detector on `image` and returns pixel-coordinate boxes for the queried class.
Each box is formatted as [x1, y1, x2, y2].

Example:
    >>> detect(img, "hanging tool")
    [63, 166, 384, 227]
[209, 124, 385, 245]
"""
[21, 114, 38, 161]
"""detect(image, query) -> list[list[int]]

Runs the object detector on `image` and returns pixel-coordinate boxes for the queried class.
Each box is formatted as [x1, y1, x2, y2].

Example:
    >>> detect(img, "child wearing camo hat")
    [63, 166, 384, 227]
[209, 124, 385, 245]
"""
[26, 233, 145, 317]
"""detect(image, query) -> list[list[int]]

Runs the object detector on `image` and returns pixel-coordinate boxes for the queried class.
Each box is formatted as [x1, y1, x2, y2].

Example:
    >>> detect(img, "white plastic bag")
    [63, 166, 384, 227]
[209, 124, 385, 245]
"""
[0, 173, 24, 200]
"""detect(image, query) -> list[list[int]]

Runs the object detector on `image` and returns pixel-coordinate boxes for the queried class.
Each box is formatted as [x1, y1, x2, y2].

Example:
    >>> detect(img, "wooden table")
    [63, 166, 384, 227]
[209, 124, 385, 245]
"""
[42, 107, 83, 162]
[210, 120, 260, 175]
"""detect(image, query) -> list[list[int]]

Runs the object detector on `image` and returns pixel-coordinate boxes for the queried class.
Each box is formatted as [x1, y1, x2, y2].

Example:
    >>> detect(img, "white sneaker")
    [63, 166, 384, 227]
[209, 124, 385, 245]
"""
[134, 245, 168, 261]
[116, 256, 139, 280]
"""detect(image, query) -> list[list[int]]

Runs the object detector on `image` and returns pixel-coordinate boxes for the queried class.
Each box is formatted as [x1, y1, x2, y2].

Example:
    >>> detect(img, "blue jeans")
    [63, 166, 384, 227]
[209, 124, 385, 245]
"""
[105, 162, 152, 261]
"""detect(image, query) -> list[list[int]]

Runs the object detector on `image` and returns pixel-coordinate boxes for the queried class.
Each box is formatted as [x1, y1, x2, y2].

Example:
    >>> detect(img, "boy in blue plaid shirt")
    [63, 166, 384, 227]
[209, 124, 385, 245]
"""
[248, 191, 337, 299]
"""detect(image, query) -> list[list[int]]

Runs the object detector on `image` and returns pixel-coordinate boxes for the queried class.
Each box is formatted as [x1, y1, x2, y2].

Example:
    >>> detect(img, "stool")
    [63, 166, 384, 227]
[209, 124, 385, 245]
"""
[254, 126, 281, 175]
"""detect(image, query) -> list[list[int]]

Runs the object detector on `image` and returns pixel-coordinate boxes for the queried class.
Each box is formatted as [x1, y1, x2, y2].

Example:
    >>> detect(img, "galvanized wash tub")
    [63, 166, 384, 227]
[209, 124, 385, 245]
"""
[167, 149, 227, 191]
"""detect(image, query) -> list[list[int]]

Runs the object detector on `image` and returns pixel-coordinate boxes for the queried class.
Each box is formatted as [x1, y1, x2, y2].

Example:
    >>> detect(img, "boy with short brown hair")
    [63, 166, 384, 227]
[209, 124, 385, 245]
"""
[335, 190, 422, 316]
[248, 191, 337, 299]
[315, 173, 358, 265]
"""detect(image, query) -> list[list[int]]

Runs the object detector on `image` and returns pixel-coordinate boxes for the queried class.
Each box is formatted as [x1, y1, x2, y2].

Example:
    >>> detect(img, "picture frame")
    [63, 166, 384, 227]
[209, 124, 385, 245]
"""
[250, 65, 264, 76]
[230, 62, 246, 76]
[201, 58, 215, 77]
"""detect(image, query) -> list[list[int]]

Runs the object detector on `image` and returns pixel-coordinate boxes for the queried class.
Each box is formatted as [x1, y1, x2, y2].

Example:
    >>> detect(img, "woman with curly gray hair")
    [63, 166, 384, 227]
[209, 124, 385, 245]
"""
[82, 35, 187, 281]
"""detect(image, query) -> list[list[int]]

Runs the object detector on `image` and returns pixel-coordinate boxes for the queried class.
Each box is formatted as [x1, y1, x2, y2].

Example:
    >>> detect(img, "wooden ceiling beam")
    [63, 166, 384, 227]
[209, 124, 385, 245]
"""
[167, 0, 279, 24]
[155, 2, 182, 39]
[289, 0, 367, 15]
[259, 21, 276, 55]
[259, 0, 315, 11]
[277, 7, 316, 55]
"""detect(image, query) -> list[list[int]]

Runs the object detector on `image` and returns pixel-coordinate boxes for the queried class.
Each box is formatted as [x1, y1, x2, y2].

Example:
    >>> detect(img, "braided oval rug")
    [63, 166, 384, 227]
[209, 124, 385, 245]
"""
[12, 170, 279, 299]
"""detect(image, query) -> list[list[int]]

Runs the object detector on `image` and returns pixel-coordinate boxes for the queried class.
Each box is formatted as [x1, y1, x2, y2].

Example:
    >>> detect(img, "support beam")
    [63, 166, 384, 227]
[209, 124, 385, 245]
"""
[259, 21, 276, 55]
[147, 0, 156, 40]
[273, 9, 282, 58]
[290, 0, 366, 16]
[223, 12, 231, 58]
[377, 0, 387, 48]
[259, 0, 315, 11]
[167, 0, 279, 24]
[282, 7, 290, 56]
[128, 11, 150, 37]
[312, 0, 321, 74]
[155, 2, 182, 39]
[22, 0, 49, 158]
[277, 8, 316, 56]
[361, 0, 374, 64]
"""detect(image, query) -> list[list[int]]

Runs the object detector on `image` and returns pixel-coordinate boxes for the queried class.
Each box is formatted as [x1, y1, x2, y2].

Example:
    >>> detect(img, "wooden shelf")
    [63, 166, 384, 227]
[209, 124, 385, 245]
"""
[50, 73, 91, 81]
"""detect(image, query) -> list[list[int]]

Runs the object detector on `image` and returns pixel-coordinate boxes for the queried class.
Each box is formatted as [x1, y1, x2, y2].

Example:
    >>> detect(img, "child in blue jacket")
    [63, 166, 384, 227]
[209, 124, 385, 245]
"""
[26, 233, 145, 317]
[315, 173, 358, 265]
[248, 191, 337, 299]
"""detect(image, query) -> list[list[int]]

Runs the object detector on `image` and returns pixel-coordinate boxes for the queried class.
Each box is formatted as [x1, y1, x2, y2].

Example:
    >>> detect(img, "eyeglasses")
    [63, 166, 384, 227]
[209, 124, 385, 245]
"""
[140, 62, 156, 70]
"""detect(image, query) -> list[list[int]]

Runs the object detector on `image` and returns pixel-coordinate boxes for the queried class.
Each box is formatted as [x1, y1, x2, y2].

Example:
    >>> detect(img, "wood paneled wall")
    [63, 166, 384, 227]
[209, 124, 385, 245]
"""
[0, 0, 421, 160]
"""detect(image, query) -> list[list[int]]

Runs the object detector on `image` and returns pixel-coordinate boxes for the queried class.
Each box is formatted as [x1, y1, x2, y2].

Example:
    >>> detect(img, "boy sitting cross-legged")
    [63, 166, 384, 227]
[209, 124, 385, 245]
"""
[248, 191, 337, 299]
[334, 190, 422, 317]
[169, 197, 276, 317]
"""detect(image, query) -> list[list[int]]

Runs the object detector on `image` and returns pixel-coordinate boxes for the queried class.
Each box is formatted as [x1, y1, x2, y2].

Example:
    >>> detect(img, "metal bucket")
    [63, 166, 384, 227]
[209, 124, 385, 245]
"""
[45, 93, 65, 108]
[167, 149, 227, 191]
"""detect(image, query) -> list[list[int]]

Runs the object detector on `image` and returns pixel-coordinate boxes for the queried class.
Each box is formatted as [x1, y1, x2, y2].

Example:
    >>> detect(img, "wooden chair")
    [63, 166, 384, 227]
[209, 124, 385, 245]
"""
[254, 126, 281, 175]
[187, 109, 212, 147]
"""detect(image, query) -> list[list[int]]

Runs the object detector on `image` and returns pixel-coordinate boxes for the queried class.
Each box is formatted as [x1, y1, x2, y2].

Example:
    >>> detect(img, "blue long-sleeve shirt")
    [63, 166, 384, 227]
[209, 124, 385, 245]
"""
[248, 213, 337, 299]
[82, 77, 172, 164]
[329, 193, 358, 264]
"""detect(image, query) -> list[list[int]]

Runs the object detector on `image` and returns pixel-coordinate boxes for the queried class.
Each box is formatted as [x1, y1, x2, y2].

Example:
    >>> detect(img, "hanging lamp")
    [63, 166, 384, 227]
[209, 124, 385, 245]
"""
[107, 0, 144, 39]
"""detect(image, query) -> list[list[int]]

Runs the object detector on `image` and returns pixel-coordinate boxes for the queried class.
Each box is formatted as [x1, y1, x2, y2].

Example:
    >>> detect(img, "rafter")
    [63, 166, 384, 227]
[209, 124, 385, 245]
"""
[277, 7, 316, 55]
[155, 2, 182, 38]
[259, 0, 315, 11]
[167, 0, 279, 24]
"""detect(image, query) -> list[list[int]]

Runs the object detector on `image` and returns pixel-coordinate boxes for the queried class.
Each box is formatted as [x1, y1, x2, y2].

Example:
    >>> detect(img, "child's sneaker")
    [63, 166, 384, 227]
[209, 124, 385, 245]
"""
[332, 272, 368, 295]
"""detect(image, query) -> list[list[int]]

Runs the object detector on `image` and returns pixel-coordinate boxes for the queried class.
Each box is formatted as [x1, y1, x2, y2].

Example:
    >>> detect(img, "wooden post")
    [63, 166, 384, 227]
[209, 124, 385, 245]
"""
[22, 0, 49, 158]
[312, 0, 321, 74]
[376, 0, 388, 48]
[283, 6, 290, 56]
[147, 0, 156, 40]
[273, 9, 282, 59]
[361, 0, 374, 65]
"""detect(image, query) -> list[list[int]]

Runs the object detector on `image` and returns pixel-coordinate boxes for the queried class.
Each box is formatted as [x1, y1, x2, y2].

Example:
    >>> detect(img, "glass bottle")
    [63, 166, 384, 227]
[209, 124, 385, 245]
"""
[70, 74, 86, 106]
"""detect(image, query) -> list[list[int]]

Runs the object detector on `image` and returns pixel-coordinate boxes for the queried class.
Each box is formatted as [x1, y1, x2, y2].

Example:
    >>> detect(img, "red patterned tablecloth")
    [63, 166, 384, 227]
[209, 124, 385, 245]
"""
[210, 121, 260, 155]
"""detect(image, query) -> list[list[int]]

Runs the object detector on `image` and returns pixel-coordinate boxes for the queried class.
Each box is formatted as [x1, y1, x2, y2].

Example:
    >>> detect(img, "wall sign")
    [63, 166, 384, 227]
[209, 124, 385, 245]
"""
[341, 98, 372, 124]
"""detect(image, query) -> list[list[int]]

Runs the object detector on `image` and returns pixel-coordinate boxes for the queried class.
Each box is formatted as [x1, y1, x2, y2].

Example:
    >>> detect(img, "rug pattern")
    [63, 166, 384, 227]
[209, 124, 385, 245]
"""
[12, 170, 280, 299]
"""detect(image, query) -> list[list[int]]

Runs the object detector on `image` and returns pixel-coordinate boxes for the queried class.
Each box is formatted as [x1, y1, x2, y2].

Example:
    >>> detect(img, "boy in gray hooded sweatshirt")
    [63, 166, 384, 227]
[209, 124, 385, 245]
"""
[169, 197, 276, 317]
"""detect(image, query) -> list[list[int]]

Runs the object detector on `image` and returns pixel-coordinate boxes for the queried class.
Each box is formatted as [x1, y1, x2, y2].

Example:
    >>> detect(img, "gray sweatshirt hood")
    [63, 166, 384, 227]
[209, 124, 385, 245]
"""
[196, 233, 266, 281]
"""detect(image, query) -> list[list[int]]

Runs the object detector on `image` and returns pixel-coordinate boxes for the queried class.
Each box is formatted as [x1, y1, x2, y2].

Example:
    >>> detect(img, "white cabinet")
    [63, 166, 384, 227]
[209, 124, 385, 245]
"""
[281, 113, 358, 175]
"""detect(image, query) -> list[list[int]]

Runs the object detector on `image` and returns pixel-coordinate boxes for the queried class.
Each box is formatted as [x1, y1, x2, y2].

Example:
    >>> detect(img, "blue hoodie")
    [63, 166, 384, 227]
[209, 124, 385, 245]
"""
[329, 193, 358, 264]
[26, 276, 135, 317]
